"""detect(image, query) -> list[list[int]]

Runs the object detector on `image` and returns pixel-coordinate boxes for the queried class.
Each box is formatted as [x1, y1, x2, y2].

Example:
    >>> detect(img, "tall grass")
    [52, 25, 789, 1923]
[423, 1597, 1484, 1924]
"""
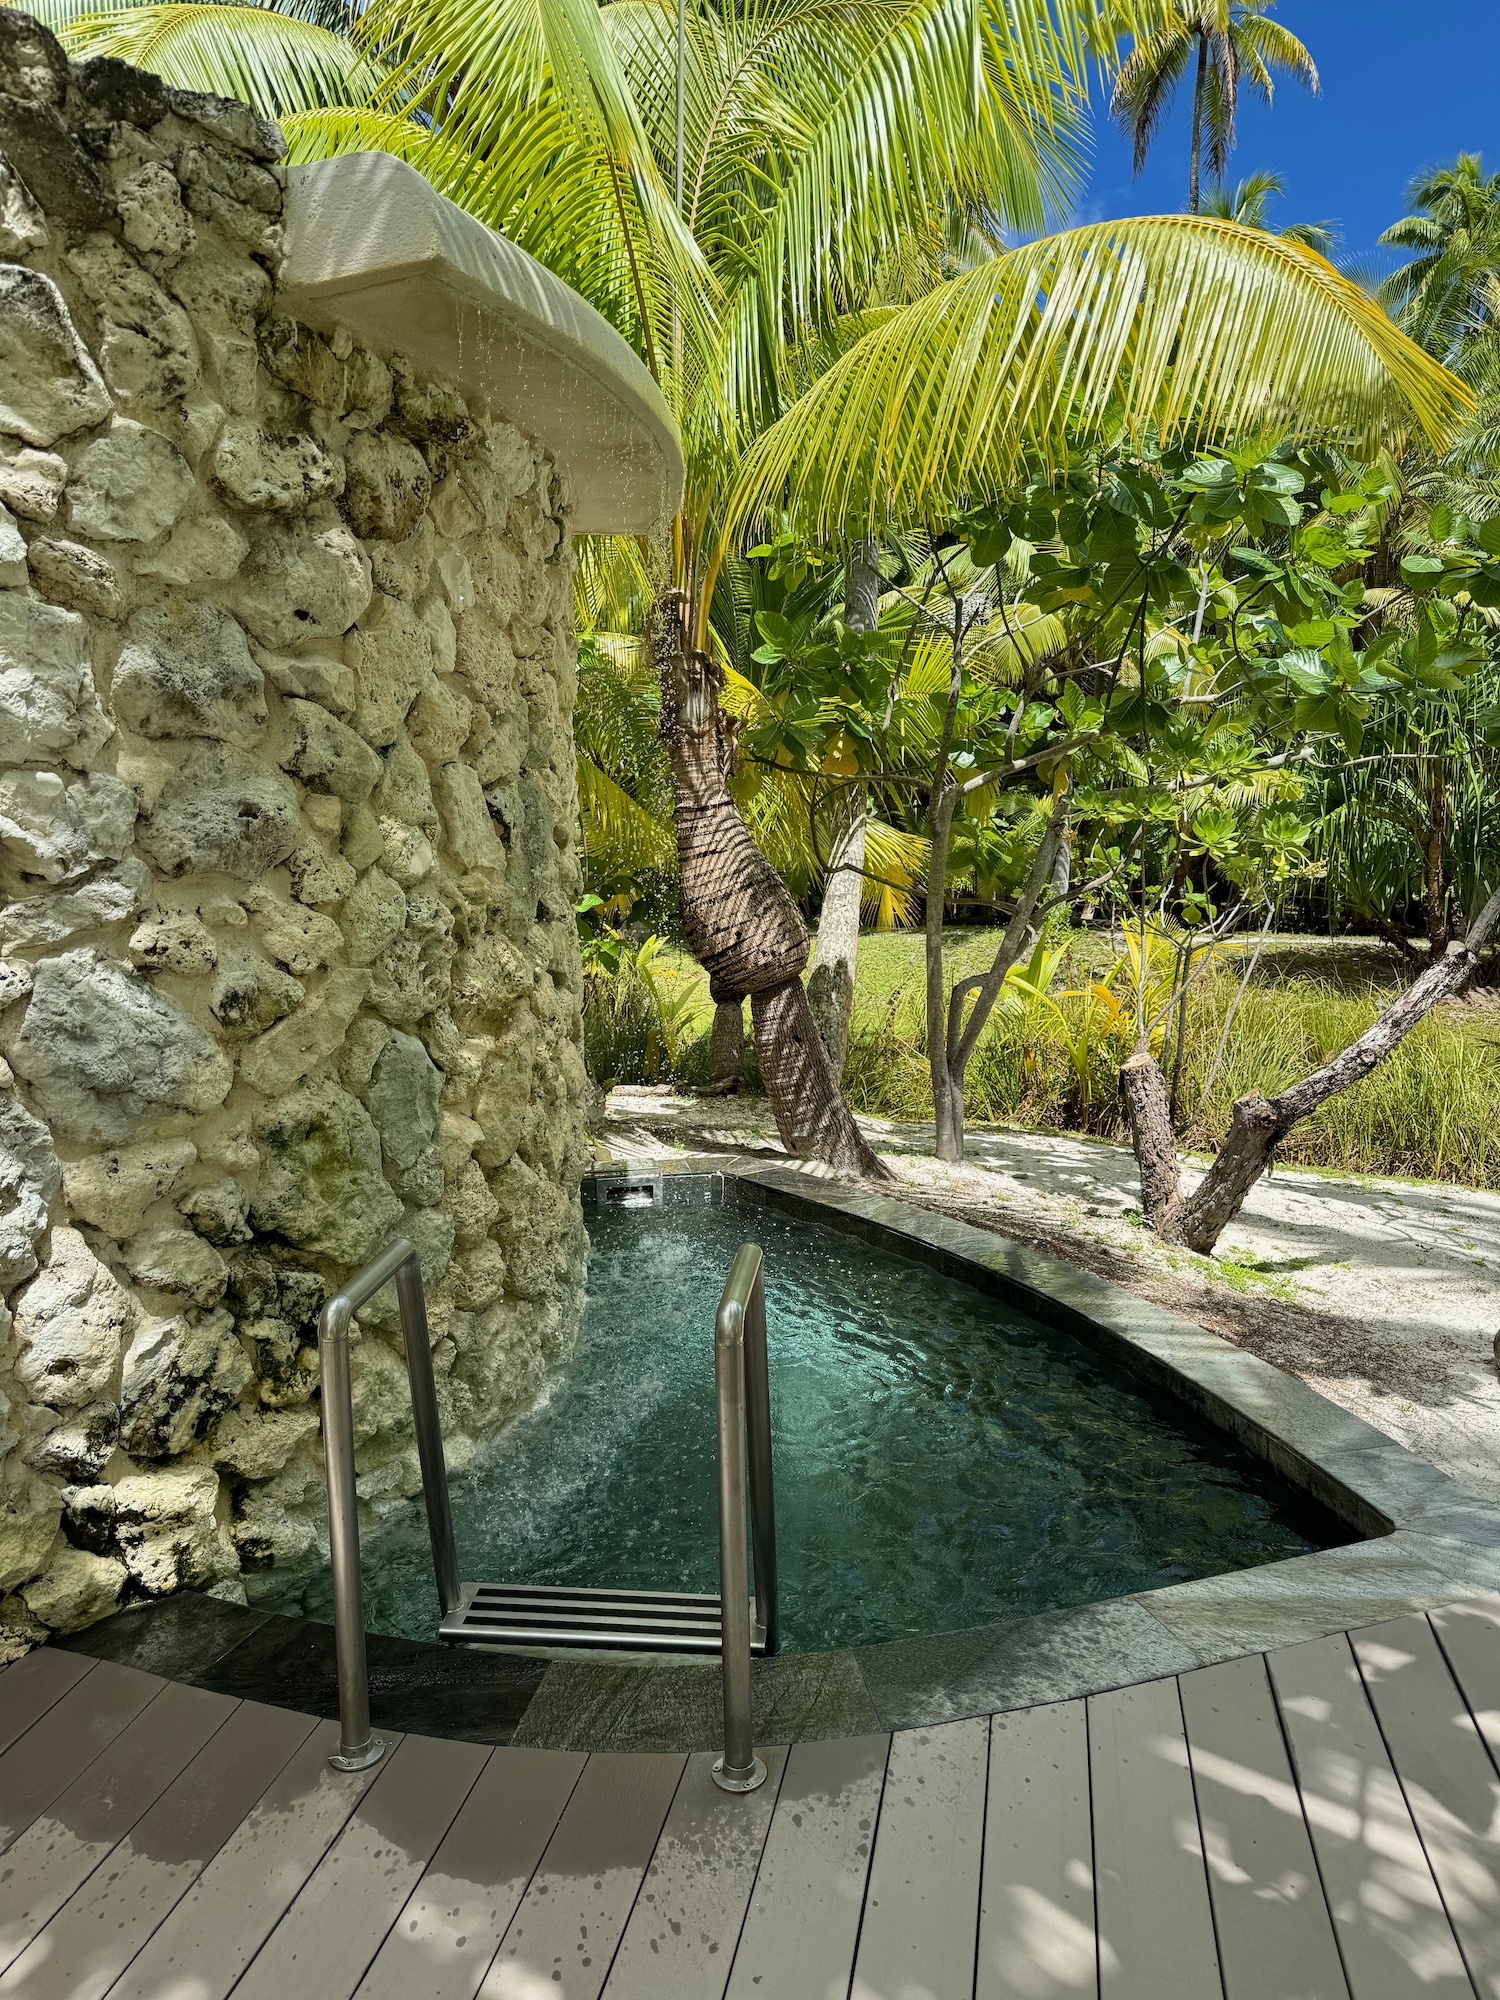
[582, 942, 1500, 1188]
[841, 968, 1500, 1187]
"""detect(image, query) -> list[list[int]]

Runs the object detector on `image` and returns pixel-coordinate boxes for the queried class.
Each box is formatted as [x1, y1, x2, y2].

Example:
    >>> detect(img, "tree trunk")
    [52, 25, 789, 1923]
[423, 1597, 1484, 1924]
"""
[936, 813, 1067, 1164]
[844, 538, 881, 634]
[654, 588, 885, 1176]
[806, 539, 881, 1077]
[1122, 885, 1500, 1253]
[807, 796, 866, 1077]
[933, 1066, 965, 1161]
[1119, 1053, 1188, 1236]
[702, 997, 745, 1094]
[751, 980, 884, 1174]
[1422, 779, 1449, 954]
[925, 791, 961, 1161]
[1188, 30, 1207, 212]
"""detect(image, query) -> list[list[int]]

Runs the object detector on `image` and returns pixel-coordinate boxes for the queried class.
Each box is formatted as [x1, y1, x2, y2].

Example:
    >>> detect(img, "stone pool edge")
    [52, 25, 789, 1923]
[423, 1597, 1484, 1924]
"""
[54, 1154, 1500, 1749]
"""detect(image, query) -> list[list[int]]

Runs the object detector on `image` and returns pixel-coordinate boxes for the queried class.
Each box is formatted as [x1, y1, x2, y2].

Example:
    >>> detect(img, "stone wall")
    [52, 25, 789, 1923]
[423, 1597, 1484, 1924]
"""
[0, 11, 591, 1651]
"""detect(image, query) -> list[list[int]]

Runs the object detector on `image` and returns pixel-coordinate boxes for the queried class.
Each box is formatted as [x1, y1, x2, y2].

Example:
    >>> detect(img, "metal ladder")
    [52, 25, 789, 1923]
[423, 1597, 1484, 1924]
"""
[316, 1234, 777, 1792]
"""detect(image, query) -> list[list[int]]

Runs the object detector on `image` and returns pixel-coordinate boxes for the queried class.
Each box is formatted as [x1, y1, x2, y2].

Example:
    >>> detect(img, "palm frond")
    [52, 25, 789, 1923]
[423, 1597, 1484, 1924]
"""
[577, 757, 676, 876]
[861, 816, 928, 926]
[730, 215, 1473, 541]
[59, 2, 378, 114]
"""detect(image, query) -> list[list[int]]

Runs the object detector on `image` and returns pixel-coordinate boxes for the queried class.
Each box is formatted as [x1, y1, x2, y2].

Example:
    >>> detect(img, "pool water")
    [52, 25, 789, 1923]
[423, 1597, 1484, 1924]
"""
[262, 1200, 1344, 1652]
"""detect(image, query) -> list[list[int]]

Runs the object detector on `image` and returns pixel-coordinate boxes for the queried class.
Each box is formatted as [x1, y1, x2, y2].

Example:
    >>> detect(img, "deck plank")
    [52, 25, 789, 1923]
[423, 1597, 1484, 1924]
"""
[0, 1652, 95, 1760]
[0, 1699, 314, 2000]
[978, 1700, 1097, 2000]
[1179, 1654, 1348, 2000]
[725, 1734, 888, 2000]
[1269, 1634, 1471, 2000]
[1090, 1677, 1221, 2000]
[479, 1751, 685, 2000]
[1428, 1597, 1500, 1766]
[602, 1746, 787, 1999]
[0, 1661, 161, 1852]
[0, 1681, 235, 1978]
[229, 1732, 487, 2000]
[849, 1716, 990, 2000]
[105, 1717, 395, 2000]
[1353, 1614, 1500, 1996]
[354, 1746, 585, 2000]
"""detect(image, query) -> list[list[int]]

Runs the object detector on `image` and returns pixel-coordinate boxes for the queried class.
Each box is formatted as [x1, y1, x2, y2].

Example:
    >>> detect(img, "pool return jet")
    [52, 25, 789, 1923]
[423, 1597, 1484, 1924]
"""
[316, 1236, 778, 1792]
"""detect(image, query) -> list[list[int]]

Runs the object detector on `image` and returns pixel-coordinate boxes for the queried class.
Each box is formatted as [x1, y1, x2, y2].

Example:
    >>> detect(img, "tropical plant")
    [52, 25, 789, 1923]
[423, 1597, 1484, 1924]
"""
[580, 926, 704, 1084]
[1201, 168, 1335, 256]
[51, 0, 1470, 1186]
[35, 0, 380, 117]
[1110, 0, 1318, 213]
[1380, 154, 1500, 364]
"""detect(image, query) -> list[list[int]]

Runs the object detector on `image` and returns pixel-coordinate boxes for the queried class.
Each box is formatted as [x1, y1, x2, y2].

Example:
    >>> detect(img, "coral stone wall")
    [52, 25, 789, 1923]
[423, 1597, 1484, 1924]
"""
[0, 12, 591, 1651]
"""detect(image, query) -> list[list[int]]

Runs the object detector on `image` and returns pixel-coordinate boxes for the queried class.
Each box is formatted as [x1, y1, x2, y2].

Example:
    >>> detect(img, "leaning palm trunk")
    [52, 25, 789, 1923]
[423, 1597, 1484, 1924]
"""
[654, 590, 885, 1176]
[1121, 883, 1500, 1252]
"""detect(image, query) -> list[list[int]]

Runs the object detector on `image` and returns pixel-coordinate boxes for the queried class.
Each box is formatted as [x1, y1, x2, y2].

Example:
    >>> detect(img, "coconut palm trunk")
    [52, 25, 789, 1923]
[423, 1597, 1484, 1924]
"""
[655, 589, 885, 1175]
[1188, 28, 1208, 212]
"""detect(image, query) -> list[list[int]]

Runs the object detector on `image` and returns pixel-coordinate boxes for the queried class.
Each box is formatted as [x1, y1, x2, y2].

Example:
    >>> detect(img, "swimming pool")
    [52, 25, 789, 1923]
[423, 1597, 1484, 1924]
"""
[258, 1184, 1345, 1651]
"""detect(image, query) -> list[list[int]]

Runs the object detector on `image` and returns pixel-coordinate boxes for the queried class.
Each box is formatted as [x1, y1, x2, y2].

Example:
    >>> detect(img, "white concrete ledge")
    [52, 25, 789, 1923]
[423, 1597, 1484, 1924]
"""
[278, 152, 684, 536]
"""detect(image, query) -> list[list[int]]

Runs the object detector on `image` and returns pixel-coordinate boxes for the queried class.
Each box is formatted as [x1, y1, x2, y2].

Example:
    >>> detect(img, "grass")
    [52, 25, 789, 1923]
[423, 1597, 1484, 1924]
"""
[583, 928, 1500, 1191]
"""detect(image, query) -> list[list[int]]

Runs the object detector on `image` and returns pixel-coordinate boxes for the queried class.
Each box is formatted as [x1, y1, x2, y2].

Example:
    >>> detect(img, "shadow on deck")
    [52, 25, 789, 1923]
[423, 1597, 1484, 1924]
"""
[4, 1590, 1500, 1996]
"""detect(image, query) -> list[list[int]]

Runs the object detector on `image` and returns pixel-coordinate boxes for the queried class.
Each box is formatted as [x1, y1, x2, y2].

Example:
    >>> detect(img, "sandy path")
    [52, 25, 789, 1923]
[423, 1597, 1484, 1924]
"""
[601, 1087, 1500, 1502]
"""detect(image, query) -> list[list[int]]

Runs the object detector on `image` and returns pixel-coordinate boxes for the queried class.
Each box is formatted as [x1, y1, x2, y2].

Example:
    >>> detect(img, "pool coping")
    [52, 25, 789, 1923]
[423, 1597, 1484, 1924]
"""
[57, 1155, 1500, 1751]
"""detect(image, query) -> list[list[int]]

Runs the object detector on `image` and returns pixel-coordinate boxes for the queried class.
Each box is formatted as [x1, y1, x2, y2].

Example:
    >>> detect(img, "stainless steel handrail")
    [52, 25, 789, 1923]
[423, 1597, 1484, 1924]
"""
[712, 1242, 776, 1793]
[317, 1237, 460, 1771]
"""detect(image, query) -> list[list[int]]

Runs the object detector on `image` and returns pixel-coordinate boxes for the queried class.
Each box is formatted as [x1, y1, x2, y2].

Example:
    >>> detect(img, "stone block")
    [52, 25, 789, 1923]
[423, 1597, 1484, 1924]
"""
[12, 1226, 136, 1409]
[62, 1138, 197, 1238]
[237, 965, 370, 1095]
[343, 430, 430, 540]
[0, 592, 103, 768]
[0, 264, 111, 445]
[67, 418, 196, 543]
[233, 519, 371, 648]
[6, 946, 232, 1140]
[113, 598, 266, 746]
[251, 1074, 402, 1265]
[138, 742, 301, 879]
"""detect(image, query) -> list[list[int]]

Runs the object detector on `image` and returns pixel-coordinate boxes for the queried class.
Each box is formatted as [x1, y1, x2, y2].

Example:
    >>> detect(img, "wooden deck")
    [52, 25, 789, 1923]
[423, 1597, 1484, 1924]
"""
[7, 1598, 1500, 1998]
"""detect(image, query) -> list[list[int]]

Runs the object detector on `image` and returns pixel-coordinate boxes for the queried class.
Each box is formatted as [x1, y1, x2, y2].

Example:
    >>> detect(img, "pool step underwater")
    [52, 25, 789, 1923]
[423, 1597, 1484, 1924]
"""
[439, 1581, 771, 1655]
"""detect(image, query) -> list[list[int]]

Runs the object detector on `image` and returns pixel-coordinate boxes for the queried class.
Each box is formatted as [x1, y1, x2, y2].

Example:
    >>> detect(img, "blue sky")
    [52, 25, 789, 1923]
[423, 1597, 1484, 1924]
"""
[1075, 1, 1499, 270]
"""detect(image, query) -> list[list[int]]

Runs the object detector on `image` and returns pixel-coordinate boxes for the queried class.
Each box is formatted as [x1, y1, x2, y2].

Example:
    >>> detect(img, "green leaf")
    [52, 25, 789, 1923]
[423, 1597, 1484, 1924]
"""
[1400, 553, 1446, 589]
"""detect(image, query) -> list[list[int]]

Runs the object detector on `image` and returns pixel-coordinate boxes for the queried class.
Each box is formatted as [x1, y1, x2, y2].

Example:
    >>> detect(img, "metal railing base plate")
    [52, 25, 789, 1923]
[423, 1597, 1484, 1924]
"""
[329, 1737, 386, 1772]
[712, 1753, 767, 1794]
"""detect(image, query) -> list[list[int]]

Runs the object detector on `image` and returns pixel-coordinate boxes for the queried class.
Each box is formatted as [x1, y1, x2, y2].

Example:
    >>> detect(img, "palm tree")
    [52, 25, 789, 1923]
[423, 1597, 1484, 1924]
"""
[1111, 1, 1318, 213]
[1380, 155, 1500, 363]
[1202, 167, 1335, 256]
[53, 0, 1468, 1177]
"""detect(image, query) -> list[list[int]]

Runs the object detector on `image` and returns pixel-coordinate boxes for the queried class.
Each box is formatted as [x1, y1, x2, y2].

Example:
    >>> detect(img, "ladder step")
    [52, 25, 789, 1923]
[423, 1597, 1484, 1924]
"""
[439, 1581, 768, 1655]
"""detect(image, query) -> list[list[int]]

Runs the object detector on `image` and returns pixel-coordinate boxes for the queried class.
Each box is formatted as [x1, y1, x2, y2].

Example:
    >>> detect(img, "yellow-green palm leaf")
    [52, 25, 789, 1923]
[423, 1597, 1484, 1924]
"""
[731, 215, 1473, 539]
[54, 3, 380, 116]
